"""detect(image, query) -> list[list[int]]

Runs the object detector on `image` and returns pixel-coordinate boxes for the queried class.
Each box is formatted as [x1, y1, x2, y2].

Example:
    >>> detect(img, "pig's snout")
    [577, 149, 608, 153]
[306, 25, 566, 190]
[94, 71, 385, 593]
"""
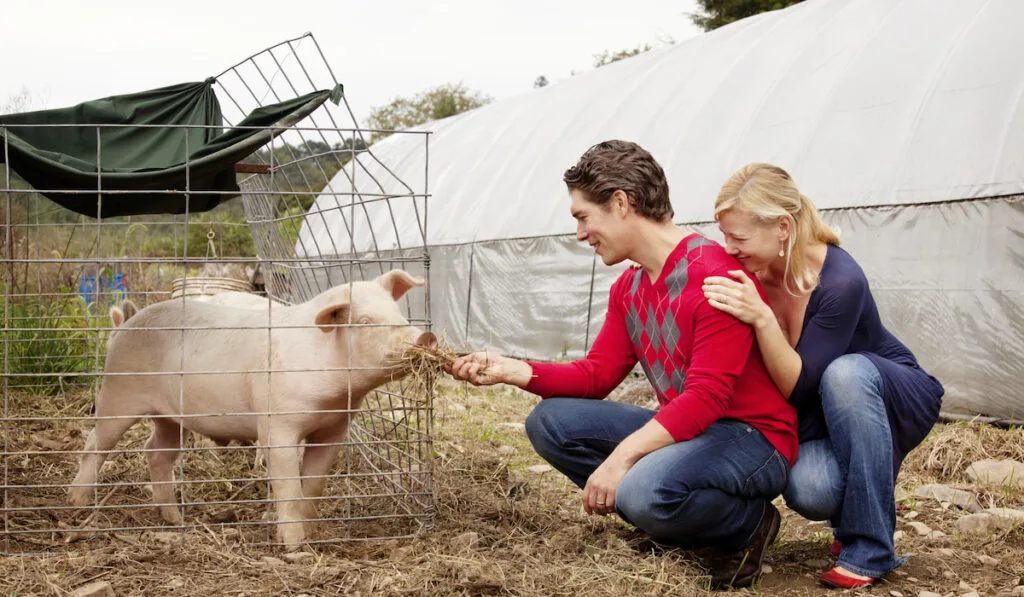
[415, 332, 438, 350]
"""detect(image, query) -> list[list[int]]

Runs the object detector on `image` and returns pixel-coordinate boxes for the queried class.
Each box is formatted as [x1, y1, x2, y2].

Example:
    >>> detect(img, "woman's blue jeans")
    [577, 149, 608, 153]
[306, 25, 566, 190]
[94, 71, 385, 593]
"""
[782, 353, 907, 577]
[525, 397, 789, 553]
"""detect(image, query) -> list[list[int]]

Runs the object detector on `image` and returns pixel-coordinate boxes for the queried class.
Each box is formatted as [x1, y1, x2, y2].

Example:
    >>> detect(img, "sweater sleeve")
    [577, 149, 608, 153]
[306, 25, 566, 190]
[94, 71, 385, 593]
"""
[789, 273, 868, 406]
[524, 277, 638, 399]
[652, 294, 755, 442]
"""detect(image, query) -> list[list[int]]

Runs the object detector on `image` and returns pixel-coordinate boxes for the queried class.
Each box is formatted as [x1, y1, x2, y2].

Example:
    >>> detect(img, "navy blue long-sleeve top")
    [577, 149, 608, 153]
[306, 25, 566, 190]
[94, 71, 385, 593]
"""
[792, 245, 944, 474]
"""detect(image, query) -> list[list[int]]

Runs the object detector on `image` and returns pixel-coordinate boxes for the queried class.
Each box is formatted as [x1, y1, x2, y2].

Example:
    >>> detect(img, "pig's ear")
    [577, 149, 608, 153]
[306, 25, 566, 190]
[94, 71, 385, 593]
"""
[377, 270, 425, 301]
[314, 303, 351, 333]
[109, 306, 124, 328]
[121, 299, 138, 321]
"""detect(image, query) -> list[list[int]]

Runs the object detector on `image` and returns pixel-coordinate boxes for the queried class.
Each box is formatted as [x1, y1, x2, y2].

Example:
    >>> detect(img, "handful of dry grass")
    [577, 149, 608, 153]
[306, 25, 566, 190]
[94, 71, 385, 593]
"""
[395, 338, 492, 389]
[399, 343, 463, 378]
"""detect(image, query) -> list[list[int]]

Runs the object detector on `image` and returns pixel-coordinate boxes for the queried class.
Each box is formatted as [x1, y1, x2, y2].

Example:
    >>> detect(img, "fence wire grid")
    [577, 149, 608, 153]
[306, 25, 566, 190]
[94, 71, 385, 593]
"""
[1, 33, 435, 555]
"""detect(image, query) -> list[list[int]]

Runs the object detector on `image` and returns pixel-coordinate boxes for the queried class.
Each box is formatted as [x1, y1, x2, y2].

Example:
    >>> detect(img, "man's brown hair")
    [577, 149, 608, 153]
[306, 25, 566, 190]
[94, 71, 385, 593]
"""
[562, 140, 673, 221]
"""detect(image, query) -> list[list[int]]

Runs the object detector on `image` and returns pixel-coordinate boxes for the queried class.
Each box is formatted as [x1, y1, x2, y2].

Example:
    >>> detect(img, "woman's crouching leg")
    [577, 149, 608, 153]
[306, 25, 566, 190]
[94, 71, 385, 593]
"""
[783, 438, 844, 522]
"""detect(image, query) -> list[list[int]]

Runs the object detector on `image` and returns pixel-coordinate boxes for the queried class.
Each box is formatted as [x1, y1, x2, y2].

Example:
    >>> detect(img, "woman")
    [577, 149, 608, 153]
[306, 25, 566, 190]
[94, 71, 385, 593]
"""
[701, 163, 944, 588]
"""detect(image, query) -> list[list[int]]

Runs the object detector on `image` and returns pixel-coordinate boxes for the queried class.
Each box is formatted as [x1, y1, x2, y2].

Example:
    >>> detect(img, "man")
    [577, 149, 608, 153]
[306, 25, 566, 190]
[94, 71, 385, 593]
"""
[447, 140, 797, 589]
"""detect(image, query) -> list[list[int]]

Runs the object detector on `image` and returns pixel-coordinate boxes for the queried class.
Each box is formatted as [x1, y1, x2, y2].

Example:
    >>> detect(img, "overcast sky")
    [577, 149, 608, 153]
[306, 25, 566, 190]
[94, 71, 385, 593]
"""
[2, 0, 702, 124]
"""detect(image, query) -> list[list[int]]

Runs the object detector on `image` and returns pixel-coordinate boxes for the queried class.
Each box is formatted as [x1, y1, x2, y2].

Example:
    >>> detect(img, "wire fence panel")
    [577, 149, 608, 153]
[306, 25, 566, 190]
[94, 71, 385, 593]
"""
[1, 33, 433, 555]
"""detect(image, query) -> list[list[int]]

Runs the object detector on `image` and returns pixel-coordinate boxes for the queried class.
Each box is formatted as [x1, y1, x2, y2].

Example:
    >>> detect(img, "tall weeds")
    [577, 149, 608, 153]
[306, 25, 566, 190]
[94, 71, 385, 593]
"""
[1, 292, 105, 396]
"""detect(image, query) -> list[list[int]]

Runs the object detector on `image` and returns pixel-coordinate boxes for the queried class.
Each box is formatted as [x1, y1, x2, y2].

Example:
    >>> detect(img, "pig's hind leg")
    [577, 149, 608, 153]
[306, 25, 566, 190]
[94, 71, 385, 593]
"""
[146, 417, 184, 524]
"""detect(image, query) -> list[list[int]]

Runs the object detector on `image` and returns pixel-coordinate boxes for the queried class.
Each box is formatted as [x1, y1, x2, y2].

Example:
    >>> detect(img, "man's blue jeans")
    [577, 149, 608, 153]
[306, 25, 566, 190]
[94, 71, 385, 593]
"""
[525, 397, 789, 553]
[782, 353, 907, 578]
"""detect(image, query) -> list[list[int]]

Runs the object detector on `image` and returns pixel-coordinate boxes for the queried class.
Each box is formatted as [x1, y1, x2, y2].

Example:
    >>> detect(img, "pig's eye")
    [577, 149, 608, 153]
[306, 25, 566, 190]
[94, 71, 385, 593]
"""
[357, 316, 372, 325]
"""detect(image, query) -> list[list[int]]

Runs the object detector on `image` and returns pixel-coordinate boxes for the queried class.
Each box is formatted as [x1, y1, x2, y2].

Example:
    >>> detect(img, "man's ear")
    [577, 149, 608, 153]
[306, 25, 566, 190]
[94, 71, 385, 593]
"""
[611, 189, 630, 218]
[377, 270, 425, 301]
[314, 302, 351, 333]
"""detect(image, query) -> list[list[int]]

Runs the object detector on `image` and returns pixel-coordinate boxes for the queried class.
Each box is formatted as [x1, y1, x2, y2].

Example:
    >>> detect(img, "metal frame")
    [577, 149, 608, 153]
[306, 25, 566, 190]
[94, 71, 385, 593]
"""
[1, 33, 434, 555]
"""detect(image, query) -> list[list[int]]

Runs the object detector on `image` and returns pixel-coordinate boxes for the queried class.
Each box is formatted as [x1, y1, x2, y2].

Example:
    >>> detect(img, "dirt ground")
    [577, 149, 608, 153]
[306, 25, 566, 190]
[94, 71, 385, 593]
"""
[2, 380, 1023, 596]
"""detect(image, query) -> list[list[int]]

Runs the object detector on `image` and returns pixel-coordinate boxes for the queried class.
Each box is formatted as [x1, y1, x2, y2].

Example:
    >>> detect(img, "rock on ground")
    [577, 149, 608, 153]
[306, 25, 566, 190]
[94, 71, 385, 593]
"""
[966, 459, 1024, 488]
[71, 582, 115, 597]
[913, 484, 982, 512]
[283, 552, 315, 564]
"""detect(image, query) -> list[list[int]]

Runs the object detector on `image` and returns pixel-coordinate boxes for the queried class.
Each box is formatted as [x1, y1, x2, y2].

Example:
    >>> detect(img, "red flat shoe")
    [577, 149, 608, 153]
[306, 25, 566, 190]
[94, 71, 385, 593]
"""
[820, 568, 875, 589]
[829, 539, 841, 557]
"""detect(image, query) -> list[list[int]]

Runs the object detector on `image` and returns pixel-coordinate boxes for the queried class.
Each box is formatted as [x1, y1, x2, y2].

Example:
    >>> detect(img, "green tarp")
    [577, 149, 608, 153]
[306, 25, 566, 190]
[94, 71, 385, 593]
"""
[0, 79, 341, 218]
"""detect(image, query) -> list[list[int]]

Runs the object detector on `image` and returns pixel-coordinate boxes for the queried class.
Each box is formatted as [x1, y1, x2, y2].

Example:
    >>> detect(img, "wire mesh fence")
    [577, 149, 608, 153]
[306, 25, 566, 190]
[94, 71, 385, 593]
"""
[1, 33, 434, 555]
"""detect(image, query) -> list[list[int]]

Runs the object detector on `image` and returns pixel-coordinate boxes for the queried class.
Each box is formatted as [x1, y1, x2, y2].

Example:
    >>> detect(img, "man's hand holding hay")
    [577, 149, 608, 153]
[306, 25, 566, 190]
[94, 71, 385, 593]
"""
[446, 351, 534, 387]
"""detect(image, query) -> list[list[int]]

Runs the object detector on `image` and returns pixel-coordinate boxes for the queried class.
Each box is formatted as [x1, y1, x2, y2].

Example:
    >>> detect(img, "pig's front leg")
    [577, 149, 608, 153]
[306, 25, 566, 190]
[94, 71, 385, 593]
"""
[146, 418, 184, 524]
[299, 423, 349, 537]
[262, 424, 306, 550]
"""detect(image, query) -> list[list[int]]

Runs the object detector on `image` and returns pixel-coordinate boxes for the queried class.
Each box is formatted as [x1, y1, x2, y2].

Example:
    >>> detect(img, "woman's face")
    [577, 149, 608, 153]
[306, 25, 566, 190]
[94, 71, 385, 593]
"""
[717, 209, 783, 274]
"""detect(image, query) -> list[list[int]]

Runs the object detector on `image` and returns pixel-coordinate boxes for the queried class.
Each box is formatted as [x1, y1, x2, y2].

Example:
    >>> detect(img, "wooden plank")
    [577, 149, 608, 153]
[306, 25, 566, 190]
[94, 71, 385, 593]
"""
[234, 163, 271, 174]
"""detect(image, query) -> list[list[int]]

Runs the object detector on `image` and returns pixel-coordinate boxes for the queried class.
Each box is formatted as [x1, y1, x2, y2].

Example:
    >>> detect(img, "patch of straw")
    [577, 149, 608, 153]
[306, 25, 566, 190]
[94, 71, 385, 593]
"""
[401, 343, 461, 376]
[396, 340, 484, 386]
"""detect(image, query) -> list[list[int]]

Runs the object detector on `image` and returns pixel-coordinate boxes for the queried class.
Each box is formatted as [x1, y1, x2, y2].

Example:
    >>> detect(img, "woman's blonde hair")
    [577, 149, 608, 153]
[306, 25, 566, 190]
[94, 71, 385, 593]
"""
[714, 163, 839, 294]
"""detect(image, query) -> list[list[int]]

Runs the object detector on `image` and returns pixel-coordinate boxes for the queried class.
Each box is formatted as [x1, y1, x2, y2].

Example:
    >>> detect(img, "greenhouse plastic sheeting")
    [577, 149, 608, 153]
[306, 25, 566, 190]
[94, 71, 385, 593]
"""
[297, 0, 1024, 423]
[304, 0, 1024, 251]
[401, 199, 1024, 424]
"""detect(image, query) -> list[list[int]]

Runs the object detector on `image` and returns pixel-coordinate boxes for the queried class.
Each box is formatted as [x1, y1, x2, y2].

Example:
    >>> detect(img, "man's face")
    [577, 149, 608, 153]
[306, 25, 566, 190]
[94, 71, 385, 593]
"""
[571, 189, 628, 266]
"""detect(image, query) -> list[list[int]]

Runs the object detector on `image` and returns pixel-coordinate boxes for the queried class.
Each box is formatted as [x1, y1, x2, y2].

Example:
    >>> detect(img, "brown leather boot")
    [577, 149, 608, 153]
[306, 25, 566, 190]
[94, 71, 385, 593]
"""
[708, 502, 781, 590]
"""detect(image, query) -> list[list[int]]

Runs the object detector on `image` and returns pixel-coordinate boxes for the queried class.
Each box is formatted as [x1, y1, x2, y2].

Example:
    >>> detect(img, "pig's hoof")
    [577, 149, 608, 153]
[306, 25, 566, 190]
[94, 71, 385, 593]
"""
[276, 523, 306, 551]
[159, 507, 183, 524]
[67, 487, 92, 507]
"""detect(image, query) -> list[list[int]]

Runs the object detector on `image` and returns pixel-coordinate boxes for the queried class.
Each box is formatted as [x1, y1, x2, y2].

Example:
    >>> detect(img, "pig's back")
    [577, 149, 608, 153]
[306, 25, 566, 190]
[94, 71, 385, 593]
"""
[107, 301, 272, 372]
[102, 301, 278, 427]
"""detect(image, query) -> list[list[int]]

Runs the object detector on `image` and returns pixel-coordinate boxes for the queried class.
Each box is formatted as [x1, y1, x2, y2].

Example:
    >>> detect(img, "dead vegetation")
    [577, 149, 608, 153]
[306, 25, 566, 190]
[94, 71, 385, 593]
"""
[2, 381, 1023, 596]
[399, 342, 462, 378]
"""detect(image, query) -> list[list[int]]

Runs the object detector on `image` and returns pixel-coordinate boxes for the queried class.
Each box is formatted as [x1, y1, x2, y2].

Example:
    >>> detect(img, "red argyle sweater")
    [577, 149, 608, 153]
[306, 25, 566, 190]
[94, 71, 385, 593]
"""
[525, 234, 798, 465]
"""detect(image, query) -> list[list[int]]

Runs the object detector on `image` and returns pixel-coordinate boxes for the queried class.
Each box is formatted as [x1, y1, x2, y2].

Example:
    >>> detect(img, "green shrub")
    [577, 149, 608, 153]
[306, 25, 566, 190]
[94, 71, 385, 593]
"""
[2, 293, 105, 396]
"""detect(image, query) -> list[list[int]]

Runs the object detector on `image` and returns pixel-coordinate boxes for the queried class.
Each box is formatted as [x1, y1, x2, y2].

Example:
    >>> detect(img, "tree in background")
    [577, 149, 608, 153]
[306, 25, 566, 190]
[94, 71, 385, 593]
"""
[534, 76, 550, 89]
[689, 0, 805, 31]
[2, 88, 47, 115]
[366, 83, 492, 144]
[247, 137, 367, 225]
[593, 44, 654, 68]
[592, 32, 675, 70]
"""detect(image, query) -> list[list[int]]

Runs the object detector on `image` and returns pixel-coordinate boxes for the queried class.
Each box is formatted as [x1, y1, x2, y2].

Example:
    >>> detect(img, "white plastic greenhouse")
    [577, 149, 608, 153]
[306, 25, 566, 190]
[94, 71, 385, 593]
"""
[299, 0, 1024, 423]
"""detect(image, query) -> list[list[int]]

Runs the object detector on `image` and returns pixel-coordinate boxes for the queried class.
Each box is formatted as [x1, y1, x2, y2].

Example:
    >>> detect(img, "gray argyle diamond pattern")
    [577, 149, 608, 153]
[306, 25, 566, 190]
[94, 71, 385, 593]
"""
[665, 257, 689, 302]
[645, 305, 660, 351]
[626, 304, 643, 348]
[629, 268, 643, 296]
[649, 361, 671, 396]
[670, 367, 687, 393]
[624, 247, 705, 398]
[687, 235, 716, 253]
[660, 312, 681, 354]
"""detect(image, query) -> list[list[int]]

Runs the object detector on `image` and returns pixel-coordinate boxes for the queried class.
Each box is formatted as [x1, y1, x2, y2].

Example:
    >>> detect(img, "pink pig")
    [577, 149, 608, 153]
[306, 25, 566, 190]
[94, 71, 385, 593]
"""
[70, 270, 435, 548]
